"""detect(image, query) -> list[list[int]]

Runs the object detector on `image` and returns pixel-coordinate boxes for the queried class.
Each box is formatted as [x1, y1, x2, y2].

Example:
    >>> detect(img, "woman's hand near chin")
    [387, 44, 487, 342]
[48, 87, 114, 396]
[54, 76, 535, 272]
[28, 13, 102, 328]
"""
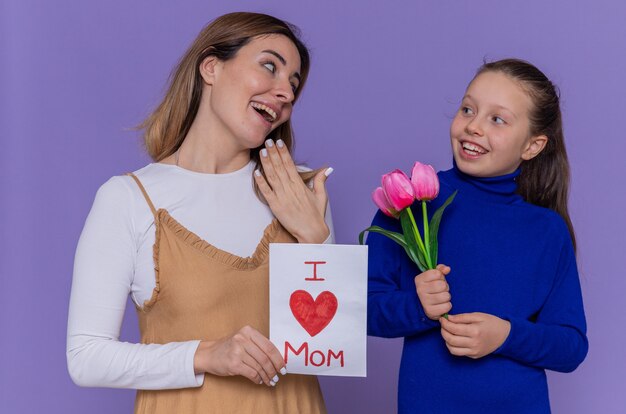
[254, 138, 332, 244]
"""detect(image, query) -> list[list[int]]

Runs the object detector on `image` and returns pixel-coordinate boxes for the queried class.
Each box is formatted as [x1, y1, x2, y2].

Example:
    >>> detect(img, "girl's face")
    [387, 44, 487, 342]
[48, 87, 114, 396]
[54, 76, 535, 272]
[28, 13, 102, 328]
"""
[200, 34, 302, 150]
[450, 71, 546, 177]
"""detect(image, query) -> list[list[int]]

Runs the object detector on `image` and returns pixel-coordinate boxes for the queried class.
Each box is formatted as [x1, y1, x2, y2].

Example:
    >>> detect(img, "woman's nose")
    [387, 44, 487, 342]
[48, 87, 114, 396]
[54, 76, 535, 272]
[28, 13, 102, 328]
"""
[274, 78, 295, 103]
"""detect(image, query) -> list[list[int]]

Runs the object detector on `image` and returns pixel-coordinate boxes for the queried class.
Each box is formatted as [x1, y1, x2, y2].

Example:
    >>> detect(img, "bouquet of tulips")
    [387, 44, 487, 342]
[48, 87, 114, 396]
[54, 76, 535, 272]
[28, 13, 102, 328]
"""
[360, 162, 456, 273]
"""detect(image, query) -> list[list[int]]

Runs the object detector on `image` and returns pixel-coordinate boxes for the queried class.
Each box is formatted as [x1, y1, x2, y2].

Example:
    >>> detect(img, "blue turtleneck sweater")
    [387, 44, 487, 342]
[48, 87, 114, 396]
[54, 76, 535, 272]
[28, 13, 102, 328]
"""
[367, 164, 588, 414]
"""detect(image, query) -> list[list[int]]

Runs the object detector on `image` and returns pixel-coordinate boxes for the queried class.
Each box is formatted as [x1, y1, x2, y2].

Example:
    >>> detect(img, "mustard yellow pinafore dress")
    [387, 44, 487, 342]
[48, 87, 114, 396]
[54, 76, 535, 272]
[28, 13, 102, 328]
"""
[127, 174, 327, 414]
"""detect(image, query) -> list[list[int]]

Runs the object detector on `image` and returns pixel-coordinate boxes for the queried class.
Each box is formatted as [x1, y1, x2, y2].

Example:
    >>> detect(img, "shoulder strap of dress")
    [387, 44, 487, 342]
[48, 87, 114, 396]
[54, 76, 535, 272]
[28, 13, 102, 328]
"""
[126, 173, 157, 217]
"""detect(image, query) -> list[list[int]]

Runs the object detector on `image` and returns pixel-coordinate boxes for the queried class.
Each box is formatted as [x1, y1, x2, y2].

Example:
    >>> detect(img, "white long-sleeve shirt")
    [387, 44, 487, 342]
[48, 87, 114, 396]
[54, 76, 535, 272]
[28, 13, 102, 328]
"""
[67, 161, 334, 390]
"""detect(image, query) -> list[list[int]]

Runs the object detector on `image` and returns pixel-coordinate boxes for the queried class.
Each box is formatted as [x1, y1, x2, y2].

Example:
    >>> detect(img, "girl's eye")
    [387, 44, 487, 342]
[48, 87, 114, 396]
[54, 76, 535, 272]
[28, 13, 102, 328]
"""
[461, 106, 474, 115]
[263, 62, 276, 73]
[492, 116, 505, 125]
[290, 83, 298, 93]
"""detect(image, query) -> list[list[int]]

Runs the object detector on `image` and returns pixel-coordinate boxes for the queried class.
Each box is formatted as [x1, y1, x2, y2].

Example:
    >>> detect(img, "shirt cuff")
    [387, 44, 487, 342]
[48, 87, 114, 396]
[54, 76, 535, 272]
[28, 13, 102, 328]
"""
[185, 340, 205, 387]
[492, 315, 517, 357]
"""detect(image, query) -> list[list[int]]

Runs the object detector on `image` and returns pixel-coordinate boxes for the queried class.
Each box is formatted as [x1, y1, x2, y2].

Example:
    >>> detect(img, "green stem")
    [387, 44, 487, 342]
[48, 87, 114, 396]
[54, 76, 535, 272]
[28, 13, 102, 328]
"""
[407, 206, 433, 269]
[422, 201, 432, 266]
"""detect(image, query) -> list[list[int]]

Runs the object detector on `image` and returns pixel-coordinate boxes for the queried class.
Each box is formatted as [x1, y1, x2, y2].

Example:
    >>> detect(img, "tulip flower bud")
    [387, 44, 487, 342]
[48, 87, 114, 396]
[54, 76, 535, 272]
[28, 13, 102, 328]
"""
[410, 162, 439, 201]
[382, 169, 415, 211]
[372, 187, 399, 218]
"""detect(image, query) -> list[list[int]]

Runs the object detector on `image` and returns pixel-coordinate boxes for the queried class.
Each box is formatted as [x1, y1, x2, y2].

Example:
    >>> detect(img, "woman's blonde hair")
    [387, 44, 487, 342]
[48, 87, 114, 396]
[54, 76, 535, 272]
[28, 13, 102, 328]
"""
[139, 12, 316, 191]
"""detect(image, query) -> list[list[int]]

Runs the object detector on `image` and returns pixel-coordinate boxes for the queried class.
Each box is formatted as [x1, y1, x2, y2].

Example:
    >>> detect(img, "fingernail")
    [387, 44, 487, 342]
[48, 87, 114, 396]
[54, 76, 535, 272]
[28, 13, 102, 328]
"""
[276, 139, 284, 148]
[270, 381, 276, 387]
[280, 367, 287, 375]
[259, 380, 264, 385]
[260, 149, 268, 157]
[254, 169, 261, 177]
[272, 375, 279, 383]
[265, 139, 274, 147]
[324, 167, 334, 177]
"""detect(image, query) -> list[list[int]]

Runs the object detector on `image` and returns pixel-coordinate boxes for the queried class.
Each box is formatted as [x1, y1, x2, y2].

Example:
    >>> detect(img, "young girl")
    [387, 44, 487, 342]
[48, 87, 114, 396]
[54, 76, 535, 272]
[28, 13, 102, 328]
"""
[367, 59, 588, 413]
[67, 12, 332, 413]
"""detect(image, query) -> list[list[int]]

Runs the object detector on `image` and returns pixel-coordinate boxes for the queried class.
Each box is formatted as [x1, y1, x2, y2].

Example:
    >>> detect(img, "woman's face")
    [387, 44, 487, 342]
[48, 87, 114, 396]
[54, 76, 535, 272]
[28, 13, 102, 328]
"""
[202, 34, 302, 150]
[450, 71, 542, 177]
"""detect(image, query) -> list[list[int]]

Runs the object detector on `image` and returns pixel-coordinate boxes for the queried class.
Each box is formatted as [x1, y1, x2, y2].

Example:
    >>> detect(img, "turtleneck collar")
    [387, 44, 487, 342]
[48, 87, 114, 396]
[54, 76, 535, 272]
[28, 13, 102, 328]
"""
[441, 159, 524, 205]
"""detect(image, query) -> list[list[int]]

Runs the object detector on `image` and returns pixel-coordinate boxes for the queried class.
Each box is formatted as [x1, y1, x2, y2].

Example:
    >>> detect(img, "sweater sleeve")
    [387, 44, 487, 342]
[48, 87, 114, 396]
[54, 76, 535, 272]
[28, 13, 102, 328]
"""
[367, 210, 440, 338]
[493, 221, 588, 372]
[66, 177, 204, 389]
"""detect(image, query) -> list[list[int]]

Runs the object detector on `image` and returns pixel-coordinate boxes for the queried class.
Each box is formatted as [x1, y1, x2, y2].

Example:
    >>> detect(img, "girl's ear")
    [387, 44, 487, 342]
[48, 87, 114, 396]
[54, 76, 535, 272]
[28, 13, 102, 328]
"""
[521, 135, 548, 161]
[199, 55, 221, 85]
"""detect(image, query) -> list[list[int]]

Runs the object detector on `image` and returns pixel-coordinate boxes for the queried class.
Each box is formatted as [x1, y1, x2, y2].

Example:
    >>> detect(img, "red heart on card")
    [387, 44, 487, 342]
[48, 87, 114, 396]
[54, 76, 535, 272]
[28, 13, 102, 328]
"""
[289, 290, 338, 337]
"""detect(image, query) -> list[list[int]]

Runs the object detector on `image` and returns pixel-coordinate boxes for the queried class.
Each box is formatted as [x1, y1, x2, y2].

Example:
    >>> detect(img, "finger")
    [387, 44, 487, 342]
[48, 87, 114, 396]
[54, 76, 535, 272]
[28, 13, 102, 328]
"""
[436, 264, 451, 275]
[447, 312, 483, 324]
[429, 302, 452, 317]
[259, 146, 284, 192]
[264, 139, 290, 184]
[427, 291, 451, 305]
[312, 167, 332, 194]
[275, 139, 301, 182]
[249, 329, 286, 376]
[312, 168, 332, 211]
[241, 353, 272, 385]
[440, 327, 474, 348]
[418, 269, 446, 283]
[424, 279, 449, 294]
[440, 316, 473, 337]
[254, 169, 277, 203]
[445, 344, 473, 357]
[242, 340, 278, 384]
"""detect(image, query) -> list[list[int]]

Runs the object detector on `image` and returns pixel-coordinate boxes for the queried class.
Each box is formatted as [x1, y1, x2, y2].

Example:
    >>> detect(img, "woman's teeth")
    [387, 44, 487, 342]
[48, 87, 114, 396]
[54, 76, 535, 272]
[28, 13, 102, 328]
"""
[251, 102, 277, 122]
[462, 142, 487, 155]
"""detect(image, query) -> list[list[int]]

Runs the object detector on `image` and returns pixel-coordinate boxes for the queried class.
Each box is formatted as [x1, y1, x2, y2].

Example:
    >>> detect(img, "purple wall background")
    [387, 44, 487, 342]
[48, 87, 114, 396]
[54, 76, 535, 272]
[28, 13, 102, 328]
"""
[2, 0, 624, 412]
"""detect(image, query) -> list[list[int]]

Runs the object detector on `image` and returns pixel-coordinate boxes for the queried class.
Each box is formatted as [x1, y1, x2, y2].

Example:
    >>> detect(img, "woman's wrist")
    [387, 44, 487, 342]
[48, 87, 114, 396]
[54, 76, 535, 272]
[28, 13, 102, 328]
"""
[193, 340, 214, 375]
[295, 220, 330, 244]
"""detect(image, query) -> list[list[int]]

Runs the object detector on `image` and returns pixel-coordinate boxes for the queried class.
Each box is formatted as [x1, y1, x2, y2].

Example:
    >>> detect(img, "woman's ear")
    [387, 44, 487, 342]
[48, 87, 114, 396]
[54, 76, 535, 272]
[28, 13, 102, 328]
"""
[521, 135, 548, 161]
[199, 55, 221, 85]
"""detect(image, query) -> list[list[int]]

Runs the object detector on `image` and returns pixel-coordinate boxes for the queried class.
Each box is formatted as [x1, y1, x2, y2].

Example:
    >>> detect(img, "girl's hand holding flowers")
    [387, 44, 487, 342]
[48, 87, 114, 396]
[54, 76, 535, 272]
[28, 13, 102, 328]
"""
[440, 313, 511, 359]
[361, 161, 457, 319]
[415, 264, 452, 320]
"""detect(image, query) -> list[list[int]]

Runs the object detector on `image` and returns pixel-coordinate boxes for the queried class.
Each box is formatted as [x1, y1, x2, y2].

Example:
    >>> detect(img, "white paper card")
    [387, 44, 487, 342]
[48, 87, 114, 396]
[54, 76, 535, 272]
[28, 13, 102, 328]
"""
[270, 243, 368, 377]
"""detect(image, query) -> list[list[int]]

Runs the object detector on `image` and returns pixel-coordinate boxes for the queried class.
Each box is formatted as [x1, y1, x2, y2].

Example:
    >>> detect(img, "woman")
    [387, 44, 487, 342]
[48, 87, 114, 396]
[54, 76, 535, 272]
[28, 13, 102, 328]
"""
[67, 12, 333, 413]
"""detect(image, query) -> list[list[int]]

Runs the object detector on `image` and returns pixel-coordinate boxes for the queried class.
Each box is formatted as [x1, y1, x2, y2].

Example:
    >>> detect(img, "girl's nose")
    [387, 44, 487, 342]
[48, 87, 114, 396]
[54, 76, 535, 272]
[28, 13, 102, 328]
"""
[465, 117, 483, 136]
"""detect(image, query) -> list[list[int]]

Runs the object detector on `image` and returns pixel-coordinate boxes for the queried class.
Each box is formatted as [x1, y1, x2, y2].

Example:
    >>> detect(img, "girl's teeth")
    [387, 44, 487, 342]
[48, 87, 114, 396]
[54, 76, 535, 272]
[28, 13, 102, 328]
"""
[462, 142, 486, 154]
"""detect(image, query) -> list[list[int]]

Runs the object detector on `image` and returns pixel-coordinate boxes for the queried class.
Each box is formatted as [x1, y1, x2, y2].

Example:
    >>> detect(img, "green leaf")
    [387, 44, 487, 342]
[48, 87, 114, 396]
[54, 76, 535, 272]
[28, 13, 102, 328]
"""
[400, 210, 429, 272]
[360, 224, 428, 272]
[428, 191, 457, 265]
[359, 226, 407, 247]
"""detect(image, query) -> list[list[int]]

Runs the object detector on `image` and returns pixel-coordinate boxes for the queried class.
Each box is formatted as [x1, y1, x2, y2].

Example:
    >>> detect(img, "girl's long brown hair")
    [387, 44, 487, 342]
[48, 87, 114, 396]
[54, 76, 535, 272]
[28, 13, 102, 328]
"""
[476, 59, 576, 251]
[138, 12, 316, 194]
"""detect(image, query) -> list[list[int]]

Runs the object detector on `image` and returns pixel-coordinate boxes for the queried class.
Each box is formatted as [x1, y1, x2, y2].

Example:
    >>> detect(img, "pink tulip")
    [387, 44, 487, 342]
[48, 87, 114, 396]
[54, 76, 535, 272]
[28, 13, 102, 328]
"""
[411, 162, 439, 201]
[372, 187, 399, 218]
[382, 169, 415, 211]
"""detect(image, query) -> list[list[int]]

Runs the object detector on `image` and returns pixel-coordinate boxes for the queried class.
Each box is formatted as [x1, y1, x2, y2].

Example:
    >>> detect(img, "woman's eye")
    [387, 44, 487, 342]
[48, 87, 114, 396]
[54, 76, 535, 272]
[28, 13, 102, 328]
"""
[263, 62, 276, 73]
